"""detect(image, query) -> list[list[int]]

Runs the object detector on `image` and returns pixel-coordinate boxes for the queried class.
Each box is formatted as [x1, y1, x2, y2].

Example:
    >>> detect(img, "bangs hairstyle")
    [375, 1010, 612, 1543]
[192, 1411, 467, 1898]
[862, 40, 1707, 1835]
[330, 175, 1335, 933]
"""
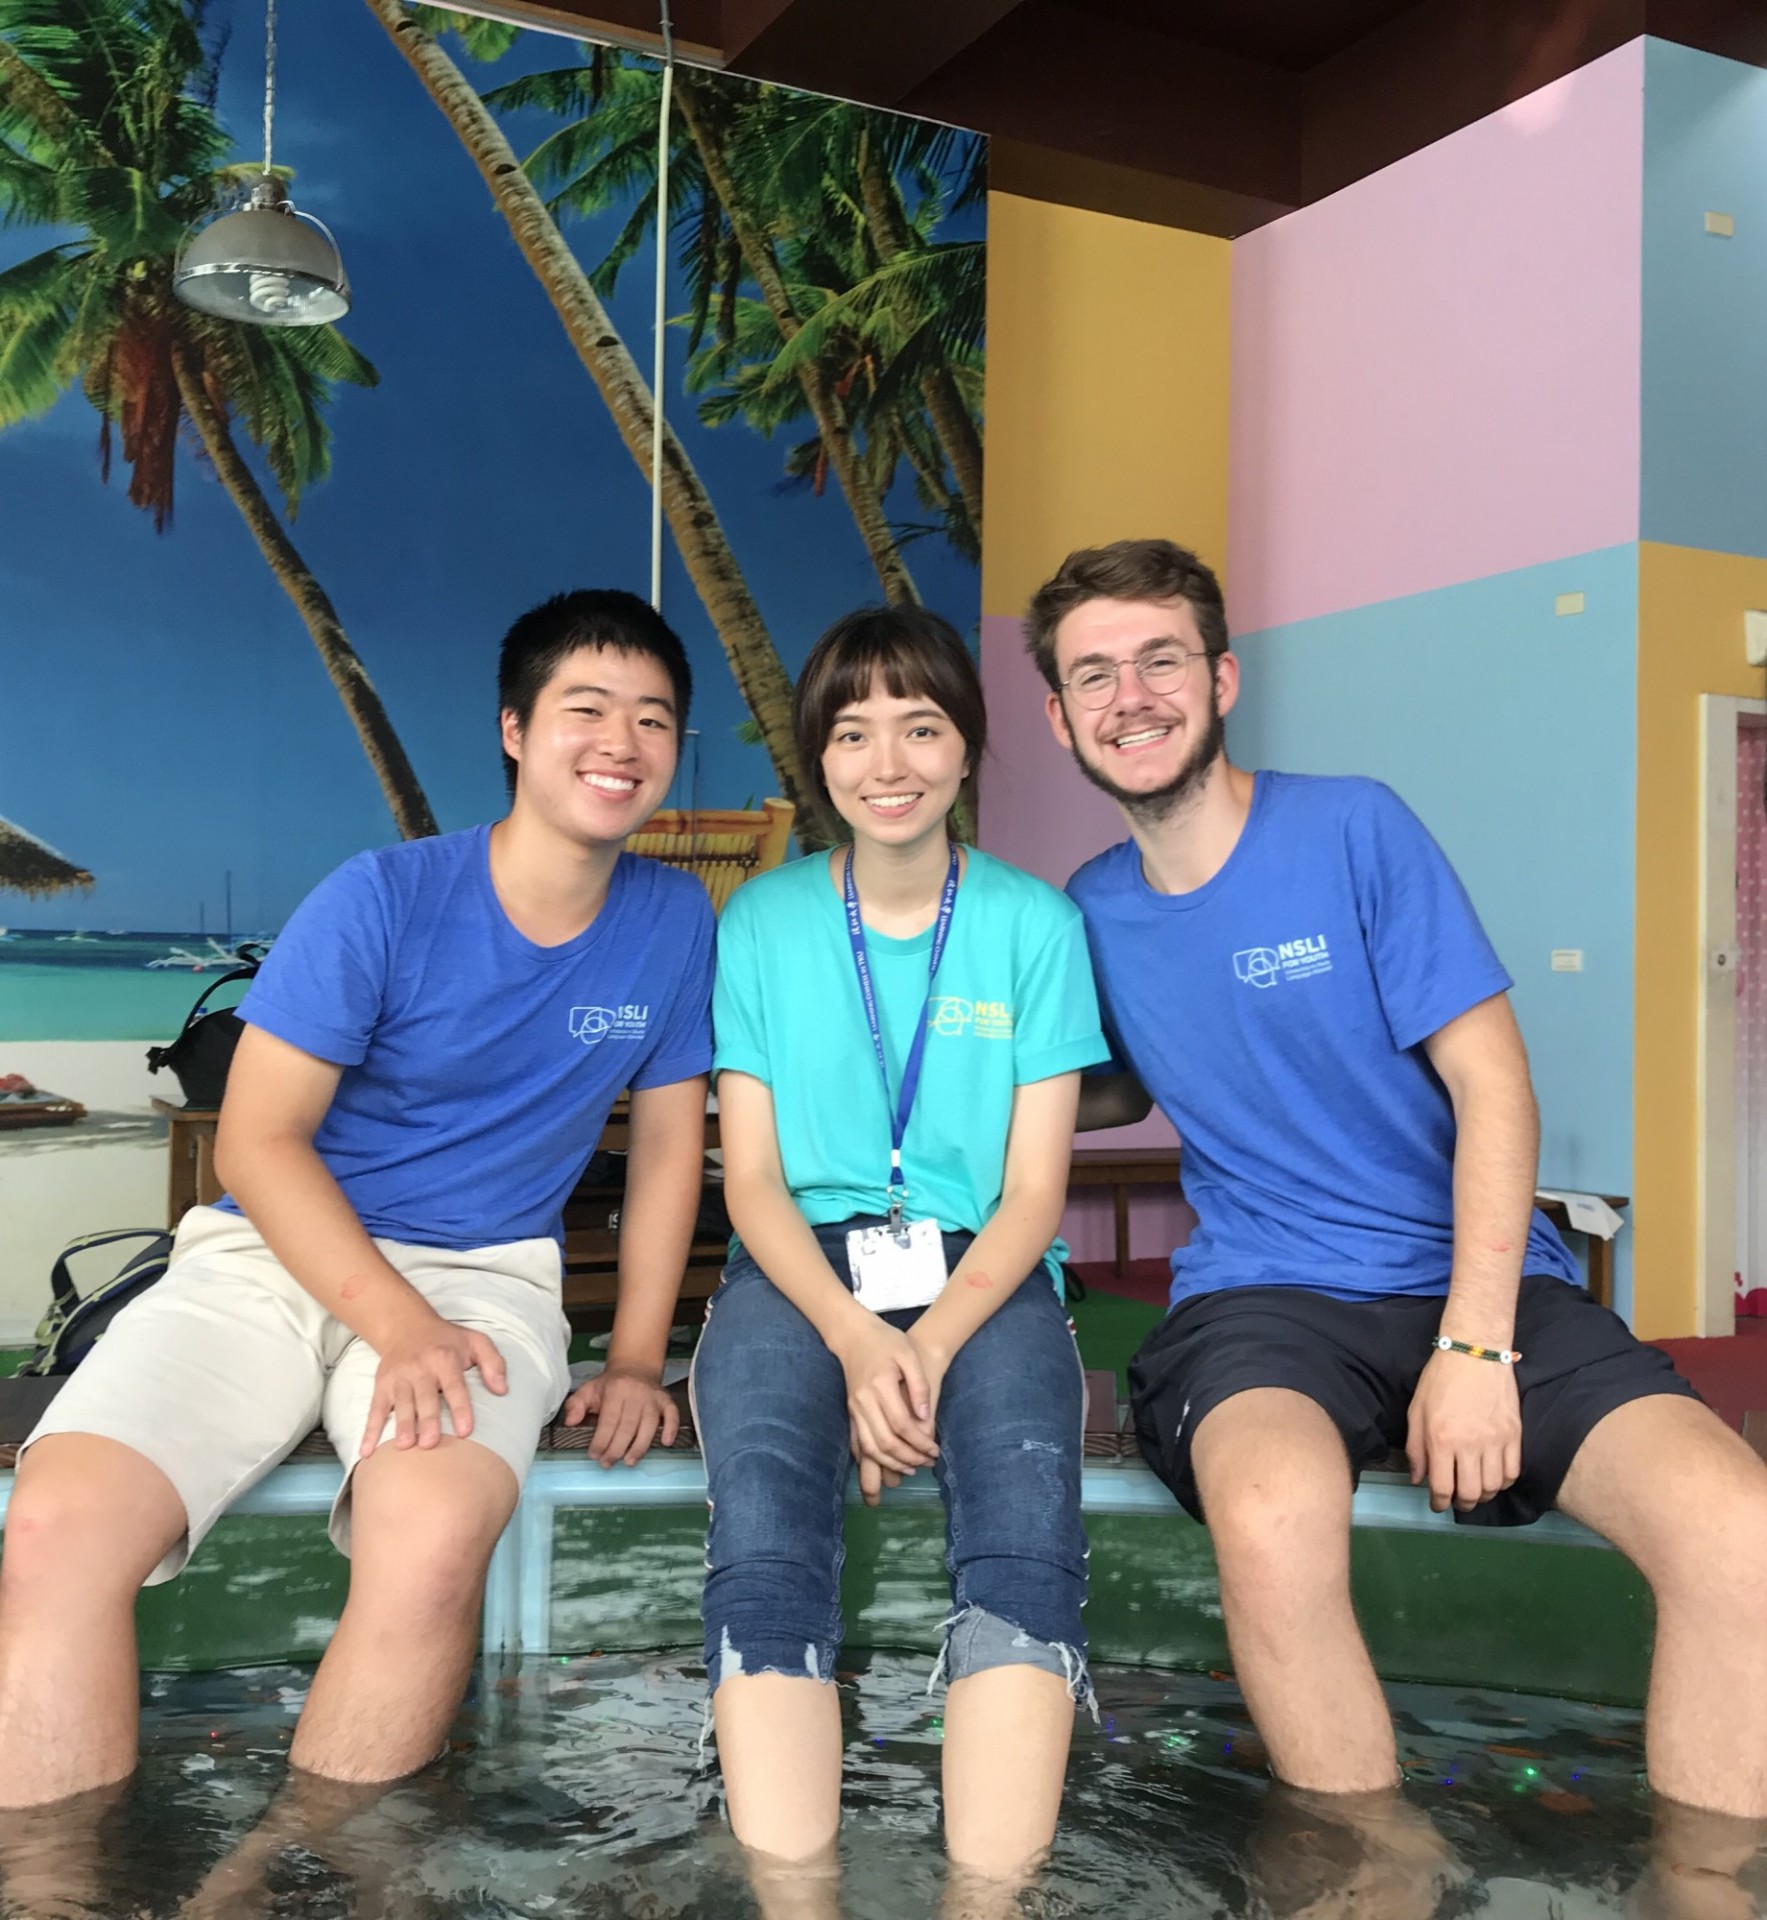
[792, 607, 986, 837]
[1024, 539, 1229, 693]
[497, 588, 692, 797]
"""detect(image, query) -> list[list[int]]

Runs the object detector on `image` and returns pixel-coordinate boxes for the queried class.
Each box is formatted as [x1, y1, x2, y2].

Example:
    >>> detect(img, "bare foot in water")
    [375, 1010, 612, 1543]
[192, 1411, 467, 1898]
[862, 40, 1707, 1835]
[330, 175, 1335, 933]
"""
[1629, 1794, 1767, 1920]
[1245, 1782, 1467, 1920]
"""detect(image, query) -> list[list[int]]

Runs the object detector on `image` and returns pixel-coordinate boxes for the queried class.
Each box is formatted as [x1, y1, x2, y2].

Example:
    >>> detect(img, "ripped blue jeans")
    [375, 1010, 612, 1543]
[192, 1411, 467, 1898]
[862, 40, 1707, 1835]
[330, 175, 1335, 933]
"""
[692, 1220, 1091, 1706]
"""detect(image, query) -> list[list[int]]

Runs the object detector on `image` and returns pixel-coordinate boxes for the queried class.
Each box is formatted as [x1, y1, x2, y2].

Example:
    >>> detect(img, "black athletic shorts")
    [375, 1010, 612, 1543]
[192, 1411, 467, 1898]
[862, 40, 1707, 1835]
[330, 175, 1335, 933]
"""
[1128, 1275, 1700, 1527]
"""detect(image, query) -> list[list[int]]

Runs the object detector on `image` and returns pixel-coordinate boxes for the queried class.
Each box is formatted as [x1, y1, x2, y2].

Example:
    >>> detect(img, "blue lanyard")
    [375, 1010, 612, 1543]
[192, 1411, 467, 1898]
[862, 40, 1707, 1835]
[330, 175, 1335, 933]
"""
[843, 843, 960, 1232]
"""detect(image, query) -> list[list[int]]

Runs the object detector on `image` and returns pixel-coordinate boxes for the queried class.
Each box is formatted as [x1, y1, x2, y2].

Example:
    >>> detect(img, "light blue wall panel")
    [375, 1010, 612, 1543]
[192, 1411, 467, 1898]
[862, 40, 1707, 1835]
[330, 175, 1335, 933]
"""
[1642, 39, 1767, 558]
[1231, 547, 1639, 1312]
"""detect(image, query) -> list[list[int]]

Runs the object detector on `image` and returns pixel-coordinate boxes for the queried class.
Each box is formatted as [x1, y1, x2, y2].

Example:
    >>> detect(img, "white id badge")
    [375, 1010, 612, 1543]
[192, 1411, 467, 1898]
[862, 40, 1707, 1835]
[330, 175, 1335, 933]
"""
[847, 1217, 948, 1314]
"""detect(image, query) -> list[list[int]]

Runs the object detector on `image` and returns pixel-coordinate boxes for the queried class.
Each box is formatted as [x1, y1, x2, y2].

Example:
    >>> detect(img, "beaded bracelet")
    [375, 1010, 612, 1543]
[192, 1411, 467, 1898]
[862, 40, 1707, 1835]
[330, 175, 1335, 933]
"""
[1432, 1335, 1522, 1366]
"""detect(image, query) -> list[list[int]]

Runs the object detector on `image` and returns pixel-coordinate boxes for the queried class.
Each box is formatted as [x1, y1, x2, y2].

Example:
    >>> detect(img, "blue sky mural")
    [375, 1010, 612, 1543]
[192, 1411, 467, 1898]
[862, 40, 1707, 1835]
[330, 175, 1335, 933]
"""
[0, 0, 984, 957]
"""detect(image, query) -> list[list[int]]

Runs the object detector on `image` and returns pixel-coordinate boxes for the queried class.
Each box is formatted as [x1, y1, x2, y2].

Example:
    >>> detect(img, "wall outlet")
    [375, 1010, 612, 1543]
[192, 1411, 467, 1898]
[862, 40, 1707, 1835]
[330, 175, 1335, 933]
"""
[1550, 949, 1584, 972]
[1705, 211, 1736, 236]
[1746, 609, 1767, 667]
[1554, 592, 1585, 616]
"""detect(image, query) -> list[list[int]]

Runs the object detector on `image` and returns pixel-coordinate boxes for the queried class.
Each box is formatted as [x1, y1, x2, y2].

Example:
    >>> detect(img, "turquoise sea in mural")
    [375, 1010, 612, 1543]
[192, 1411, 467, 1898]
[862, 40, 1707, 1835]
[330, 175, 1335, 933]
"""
[0, 934, 263, 1043]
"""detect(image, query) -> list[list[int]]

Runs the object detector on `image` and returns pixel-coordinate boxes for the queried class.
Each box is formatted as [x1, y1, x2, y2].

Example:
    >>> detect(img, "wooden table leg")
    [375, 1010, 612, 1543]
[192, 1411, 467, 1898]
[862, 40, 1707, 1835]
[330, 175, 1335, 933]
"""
[1113, 1183, 1130, 1282]
[1588, 1234, 1613, 1311]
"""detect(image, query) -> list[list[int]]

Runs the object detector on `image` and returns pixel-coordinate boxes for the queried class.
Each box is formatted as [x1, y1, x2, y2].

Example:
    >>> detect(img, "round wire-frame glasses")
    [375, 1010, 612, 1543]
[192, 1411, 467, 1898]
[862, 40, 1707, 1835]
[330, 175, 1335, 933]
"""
[1060, 647, 1210, 711]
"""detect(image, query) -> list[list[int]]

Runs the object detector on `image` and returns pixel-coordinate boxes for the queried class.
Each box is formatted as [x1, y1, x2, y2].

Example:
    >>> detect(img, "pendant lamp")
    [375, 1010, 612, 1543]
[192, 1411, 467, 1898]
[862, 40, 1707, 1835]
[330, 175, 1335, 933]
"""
[173, 0, 350, 326]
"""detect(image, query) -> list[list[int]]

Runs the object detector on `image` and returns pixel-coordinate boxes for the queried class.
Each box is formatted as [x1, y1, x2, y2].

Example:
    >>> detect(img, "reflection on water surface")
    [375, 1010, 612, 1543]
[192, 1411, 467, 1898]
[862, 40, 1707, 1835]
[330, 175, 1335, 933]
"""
[0, 1652, 1757, 1918]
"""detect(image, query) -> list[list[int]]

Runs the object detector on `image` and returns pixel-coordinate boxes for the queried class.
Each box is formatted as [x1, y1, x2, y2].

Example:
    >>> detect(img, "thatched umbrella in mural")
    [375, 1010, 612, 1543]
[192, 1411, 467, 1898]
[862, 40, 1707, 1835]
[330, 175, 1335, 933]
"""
[0, 816, 94, 899]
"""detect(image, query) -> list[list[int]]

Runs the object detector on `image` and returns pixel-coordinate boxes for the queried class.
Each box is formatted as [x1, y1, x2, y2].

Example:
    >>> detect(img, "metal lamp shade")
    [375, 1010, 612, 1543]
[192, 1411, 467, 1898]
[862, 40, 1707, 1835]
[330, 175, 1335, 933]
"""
[173, 200, 350, 326]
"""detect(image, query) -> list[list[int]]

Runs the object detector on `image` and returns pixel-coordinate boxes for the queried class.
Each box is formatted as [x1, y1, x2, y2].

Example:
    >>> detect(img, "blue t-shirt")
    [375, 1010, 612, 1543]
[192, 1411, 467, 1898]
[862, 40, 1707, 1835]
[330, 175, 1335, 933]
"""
[1067, 773, 1579, 1306]
[714, 848, 1109, 1284]
[225, 825, 714, 1249]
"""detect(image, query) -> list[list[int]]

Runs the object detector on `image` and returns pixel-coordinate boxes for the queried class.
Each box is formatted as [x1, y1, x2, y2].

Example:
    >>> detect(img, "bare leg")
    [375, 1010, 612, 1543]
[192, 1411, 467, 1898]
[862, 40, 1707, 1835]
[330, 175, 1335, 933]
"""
[0, 1778, 131, 1920]
[1557, 1396, 1767, 1818]
[289, 1437, 516, 1782]
[941, 1665, 1072, 1882]
[713, 1672, 843, 1861]
[180, 1771, 396, 1920]
[739, 1837, 844, 1920]
[1244, 1782, 1464, 1920]
[0, 1434, 187, 1806]
[1631, 1795, 1767, 1920]
[1191, 1389, 1396, 1794]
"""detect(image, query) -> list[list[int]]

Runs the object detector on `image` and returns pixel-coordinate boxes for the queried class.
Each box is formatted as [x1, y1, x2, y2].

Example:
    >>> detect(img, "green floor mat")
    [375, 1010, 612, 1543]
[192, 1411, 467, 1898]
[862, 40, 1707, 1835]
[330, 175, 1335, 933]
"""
[1068, 1287, 1165, 1394]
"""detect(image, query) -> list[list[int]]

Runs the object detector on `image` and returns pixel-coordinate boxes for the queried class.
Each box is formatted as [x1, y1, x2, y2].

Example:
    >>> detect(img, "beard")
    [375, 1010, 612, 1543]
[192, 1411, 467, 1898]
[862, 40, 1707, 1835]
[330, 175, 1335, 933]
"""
[1066, 686, 1227, 828]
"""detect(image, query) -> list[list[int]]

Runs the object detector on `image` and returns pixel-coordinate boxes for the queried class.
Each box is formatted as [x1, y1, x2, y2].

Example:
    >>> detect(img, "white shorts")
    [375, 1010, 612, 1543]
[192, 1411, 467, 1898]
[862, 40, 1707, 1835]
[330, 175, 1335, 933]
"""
[25, 1206, 572, 1583]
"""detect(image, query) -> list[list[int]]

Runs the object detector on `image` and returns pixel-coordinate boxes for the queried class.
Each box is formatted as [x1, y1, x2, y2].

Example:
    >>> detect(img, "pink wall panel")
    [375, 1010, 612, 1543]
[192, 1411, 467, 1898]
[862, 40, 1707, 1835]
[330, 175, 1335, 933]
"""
[977, 614, 1192, 1268]
[977, 613, 1125, 893]
[1228, 39, 1644, 635]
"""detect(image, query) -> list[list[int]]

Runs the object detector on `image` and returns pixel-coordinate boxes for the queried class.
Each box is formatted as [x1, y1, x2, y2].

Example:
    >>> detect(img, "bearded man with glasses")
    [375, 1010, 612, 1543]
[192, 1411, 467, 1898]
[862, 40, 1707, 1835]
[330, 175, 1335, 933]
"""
[1028, 537, 1767, 1830]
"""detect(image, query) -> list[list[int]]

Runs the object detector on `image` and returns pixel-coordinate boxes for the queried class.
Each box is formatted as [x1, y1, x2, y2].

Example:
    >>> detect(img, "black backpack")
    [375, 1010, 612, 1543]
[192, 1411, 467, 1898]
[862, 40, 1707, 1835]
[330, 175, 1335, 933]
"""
[18, 1229, 173, 1378]
[144, 945, 266, 1109]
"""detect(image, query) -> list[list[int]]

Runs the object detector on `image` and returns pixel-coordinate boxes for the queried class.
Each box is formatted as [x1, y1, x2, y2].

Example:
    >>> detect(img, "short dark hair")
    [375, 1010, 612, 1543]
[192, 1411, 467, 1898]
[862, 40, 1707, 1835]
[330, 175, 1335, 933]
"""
[497, 589, 693, 797]
[1024, 539, 1229, 693]
[792, 607, 986, 840]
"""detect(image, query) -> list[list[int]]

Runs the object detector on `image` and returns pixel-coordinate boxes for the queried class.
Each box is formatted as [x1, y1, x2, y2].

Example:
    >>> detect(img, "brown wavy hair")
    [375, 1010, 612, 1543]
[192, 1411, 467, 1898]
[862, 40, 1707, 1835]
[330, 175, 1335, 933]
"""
[1024, 539, 1228, 693]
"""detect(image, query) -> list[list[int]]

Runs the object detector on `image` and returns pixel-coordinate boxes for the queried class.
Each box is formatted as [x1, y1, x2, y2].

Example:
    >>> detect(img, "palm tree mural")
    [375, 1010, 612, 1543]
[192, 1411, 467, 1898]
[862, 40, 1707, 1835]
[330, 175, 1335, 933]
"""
[757, 90, 983, 554]
[0, 0, 439, 841]
[0, 817, 93, 898]
[680, 156, 983, 566]
[371, 0, 805, 811]
[480, 52, 981, 581]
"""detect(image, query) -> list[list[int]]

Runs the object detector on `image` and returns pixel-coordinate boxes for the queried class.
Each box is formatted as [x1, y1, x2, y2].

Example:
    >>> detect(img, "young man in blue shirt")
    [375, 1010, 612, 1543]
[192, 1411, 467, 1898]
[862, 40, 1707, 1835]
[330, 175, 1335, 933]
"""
[1033, 538, 1767, 1821]
[0, 590, 715, 1804]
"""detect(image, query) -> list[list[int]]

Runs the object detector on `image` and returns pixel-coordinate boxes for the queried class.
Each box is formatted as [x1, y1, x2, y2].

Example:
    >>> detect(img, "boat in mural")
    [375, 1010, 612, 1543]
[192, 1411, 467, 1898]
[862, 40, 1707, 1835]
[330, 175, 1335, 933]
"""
[144, 938, 261, 973]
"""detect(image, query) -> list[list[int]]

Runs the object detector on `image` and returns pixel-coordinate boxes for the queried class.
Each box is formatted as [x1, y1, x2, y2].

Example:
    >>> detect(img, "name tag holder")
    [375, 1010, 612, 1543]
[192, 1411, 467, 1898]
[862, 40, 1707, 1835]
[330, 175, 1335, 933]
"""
[842, 846, 960, 1315]
[847, 1217, 948, 1313]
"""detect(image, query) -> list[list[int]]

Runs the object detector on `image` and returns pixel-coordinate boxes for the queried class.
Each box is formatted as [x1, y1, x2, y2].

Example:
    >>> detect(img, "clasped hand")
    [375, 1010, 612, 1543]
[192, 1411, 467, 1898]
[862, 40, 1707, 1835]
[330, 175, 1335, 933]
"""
[1405, 1347, 1522, 1513]
[834, 1314, 943, 1507]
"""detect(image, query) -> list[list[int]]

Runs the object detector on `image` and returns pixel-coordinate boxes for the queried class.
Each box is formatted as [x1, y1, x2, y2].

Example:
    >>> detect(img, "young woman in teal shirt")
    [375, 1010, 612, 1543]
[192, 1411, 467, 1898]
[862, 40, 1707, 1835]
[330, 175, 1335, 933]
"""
[693, 606, 1108, 1894]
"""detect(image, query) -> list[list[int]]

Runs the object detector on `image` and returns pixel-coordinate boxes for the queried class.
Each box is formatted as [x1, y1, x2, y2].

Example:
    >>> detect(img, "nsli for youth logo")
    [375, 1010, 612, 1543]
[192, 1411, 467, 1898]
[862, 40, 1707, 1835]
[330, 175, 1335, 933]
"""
[569, 1003, 650, 1046]
[1232, 936, 1333, 989]
[1232, 948, 1281, 990]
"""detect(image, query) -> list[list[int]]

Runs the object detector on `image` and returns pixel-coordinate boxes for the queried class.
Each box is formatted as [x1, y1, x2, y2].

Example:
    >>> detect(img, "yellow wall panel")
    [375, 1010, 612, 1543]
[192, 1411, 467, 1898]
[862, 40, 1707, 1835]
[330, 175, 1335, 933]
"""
[1634, 540, 1767, 1336]
[981, 193, 1230, 620]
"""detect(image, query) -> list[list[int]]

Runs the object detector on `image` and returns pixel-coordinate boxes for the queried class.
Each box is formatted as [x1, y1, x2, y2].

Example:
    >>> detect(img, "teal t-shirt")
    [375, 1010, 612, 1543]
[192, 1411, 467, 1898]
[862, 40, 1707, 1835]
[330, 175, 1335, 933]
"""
[713, 847, 1110, 1283]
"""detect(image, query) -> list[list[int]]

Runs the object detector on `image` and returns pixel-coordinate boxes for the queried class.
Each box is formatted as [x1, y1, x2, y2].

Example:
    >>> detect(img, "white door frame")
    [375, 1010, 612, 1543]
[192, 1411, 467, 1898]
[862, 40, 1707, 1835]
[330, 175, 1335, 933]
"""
[1697, 693, 1766, 1335]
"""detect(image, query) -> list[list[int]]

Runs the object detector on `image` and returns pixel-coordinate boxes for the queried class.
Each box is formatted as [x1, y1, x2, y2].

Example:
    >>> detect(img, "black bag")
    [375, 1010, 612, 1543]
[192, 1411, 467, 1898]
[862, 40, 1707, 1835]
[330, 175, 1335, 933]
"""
[145, 946, 266, 1109]
[18, 1228, 174, 1377]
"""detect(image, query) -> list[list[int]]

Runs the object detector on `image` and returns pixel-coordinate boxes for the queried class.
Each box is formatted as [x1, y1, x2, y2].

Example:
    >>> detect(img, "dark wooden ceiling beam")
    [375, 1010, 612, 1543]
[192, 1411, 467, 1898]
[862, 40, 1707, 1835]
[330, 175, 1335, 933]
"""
[1302, 0, 1647, 205]
[719, 0, 1026, 105]
[1645, 0, 1767, 67]
[902, 0, 1301, 208]
[461, 0, 1767, 234]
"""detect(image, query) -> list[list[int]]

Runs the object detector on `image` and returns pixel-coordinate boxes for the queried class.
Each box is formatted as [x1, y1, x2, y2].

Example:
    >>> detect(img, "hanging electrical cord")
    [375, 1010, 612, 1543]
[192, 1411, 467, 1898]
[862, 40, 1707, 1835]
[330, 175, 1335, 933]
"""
[262, 0, 277, 175]
[650, 0, 675, 612]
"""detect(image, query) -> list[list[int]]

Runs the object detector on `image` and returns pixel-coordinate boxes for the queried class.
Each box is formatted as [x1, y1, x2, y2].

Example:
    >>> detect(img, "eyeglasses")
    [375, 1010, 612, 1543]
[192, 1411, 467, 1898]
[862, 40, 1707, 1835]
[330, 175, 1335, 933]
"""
[1059, 647, 1209, 711]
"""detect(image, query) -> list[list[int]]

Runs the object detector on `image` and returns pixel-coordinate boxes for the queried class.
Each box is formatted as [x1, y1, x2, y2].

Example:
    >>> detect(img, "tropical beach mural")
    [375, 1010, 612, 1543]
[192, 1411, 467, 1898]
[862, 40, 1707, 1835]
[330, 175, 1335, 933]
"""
[0, 0, 985, 1331]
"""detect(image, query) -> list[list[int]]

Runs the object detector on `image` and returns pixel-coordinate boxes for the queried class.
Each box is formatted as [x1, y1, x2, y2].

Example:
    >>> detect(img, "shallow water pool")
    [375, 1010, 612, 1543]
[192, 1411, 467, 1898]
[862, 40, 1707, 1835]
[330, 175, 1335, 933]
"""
[2, 1653, 1749, 1918]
